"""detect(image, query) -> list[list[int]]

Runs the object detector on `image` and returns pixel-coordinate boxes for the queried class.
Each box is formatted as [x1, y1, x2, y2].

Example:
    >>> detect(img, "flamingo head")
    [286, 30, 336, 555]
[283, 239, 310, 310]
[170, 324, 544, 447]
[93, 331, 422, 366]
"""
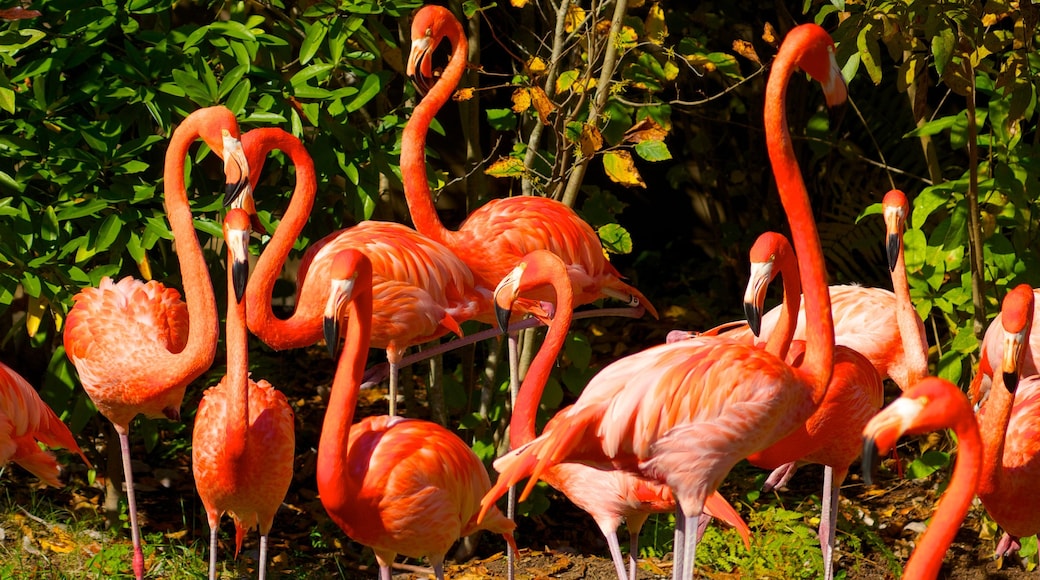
[861, 377, 970, 485]
[323, 250, 372, 359]
[743, 231, 793, 336]
[998, 284, 1035, 394]
[492, 250, 571, 333]
[882, 189, 909, 272]
[223, 208, 252, 304]
[784, 24, 847, 108]
[190, 107, 250, 211]
[407, 5, 462, 95]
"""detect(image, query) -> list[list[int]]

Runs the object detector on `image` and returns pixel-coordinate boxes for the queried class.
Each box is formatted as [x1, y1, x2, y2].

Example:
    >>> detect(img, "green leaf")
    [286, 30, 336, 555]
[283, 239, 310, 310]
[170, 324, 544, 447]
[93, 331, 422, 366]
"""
[634, 140, 672, 162]
[906, 449, 949, 479]
[346, 72, 385, 113]
[486, 108, 517, 131]
[300, 20, 329, 66]
[598, 223, 633, 254]
[931, 25, 955, 77]
[563, 332, 592, 370]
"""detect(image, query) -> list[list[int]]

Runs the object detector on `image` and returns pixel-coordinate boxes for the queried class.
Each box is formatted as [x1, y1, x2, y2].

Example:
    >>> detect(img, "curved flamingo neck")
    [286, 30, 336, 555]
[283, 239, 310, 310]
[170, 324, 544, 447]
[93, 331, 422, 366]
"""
[244, 130, 319, 347]
[160, 115, 221, 381]
[224, 244, 249, 461]
[400, 16, 468, 244]
[764, 243, 800, 361]
[891, 229, 929, 386]
[316, 269, 372, 513]
[906, 399, 981, 577]
[509, 260, 574, 448]
[977, 376, 1014, 498]
[764, 35, 834, 399]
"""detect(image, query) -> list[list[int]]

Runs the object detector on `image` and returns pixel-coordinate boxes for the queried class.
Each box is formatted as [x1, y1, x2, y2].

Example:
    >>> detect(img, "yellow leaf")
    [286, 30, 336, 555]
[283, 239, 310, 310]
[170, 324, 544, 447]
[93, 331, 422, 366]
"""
[529, 86, 556, 125]
[511, 88, 531, 113]
[25, 294, 46, 338]
[526, 56, 547, 76]
[762, 22, 778, 47]
[579, 123, 603, 157]
[510, 0, 527, 6]
[564, 5, 586, 33]
[137, 252, 152, 281]
[602, 151, 646, 188]
[732, 39, 761, 65]
[485, 157, 525, 178]
[452, 87, 474, 102]
[644, 3, 667, 45]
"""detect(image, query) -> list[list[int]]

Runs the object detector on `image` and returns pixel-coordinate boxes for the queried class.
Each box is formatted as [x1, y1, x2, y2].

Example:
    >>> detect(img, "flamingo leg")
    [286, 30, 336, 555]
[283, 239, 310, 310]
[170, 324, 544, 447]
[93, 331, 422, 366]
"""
[259, 533, 269, 580]
[820, 465, 839, 580]
[601, 528, 628, 580]
[673, 508, 700, 580]
[626, 513, 650, 580]
[762, 461, 799, 492]
[388, 358, 399, 416]
[505, 329, 520, 580]
[117, 428, 145, 580]
[433, 561, 446, 580]
[207, 523, 218, 580]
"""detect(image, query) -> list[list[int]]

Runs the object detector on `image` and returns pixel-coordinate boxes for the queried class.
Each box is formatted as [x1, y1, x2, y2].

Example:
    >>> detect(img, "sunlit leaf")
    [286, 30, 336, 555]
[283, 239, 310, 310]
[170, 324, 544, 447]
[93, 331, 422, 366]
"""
[511, 87, 531, 113]
[602, 151, 646, 187]
[598, 223, 633, 254]
[634, 140, 671, 161]
[579, 123, 603, 157]
[644, 3, 667, 45]
[529, 86, 555, 125]
[485, 157, 524, 178]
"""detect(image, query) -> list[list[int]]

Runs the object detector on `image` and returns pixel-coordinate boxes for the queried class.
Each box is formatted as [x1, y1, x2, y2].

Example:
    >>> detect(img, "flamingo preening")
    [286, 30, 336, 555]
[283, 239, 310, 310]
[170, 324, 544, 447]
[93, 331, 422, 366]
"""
[192, 208, 295, 580]
[317, 249, 517, 580]
[494, 250, 751, 580]
[862, 377, 981, 579]
[974, 284, 1040, 560]
[0, 361, 90, 486]
[480, 23, 845, 580]
[63, 106, 247, 580]
[239, 128, 491, 416]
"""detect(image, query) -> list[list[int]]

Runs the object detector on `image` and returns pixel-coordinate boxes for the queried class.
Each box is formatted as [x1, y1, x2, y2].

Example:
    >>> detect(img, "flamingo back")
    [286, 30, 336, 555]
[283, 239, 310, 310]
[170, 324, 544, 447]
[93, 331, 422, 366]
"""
[64, 276, 192, 427]
[0, 362, 88, 486]
[192, 376, 295, 544]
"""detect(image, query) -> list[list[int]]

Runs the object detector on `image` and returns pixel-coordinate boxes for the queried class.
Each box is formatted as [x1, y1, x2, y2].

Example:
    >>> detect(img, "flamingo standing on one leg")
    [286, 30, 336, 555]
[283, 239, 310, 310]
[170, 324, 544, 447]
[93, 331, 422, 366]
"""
[973, 284, 1040, 560]
[192, 208, 295, 580]
[493, 250, 751, 580]
[63, 106, 247, 580]
[317, 249, 517, 580]
[479, 23, 846, 580]
[238, 128, 492, 416]
[862, 377, 981, 579]
[738, 233, 884, 580]
[0, 362, 91, 486]
[403, 5, 657, 317]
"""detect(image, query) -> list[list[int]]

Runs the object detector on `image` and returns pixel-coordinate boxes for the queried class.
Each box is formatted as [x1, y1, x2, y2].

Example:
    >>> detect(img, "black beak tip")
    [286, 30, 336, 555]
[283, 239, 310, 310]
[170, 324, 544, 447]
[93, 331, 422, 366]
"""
[861, 437, 880, 487]
[1003, 371, 1019, 394]
[232, 262, 248, 304]
[886, 234, 900, 273]
[495, 304, 511, 334]
[224, 180, 247, 208]
[743, 302, 762, 337]
[323, 317, 340, 359]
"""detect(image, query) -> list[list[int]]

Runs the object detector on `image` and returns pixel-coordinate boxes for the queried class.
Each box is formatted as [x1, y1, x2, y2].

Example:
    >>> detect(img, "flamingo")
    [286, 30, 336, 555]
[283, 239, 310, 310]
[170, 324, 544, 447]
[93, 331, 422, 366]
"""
[974, 283, 1040, 560]
[403, 5, 656, 315]
[861, 377, 981, 579]
[0, 361, 90, 486]
[317, 249, 517, 580]
[969, 285, 1040, 407]
[738, 233, 884, 580]
[192, 208, 295, 580]
[479, 23, 845, 580]
[63, 106, 247, 580]
[493, 250, 751, 580]
[238, 128, 492, 416]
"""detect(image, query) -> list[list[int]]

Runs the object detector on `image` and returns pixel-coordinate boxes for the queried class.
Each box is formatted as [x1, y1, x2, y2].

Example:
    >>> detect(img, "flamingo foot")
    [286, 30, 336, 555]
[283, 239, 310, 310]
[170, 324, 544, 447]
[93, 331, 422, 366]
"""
[995, 533, 1021, 559]
[762, 462, 798, 492]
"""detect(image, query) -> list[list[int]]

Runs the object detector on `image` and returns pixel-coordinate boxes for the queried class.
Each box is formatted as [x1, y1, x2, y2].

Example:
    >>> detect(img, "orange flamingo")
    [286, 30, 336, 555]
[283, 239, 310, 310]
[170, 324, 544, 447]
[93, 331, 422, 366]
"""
[862, 377, 981, 579]
[192, 208, 295, 580]
[317, 249, 517, 580]
[969, 286, 1040, 407]
[479, 23, 845, 580]
[0, 361, 90, 486]
[63, 106, 246, 580]
[403, 5, 656, 316]
[494, 250, 750, 580]
[738, 233, 884, 580]
[974, 283, 1040, 560]
[239, 128, 492, 416]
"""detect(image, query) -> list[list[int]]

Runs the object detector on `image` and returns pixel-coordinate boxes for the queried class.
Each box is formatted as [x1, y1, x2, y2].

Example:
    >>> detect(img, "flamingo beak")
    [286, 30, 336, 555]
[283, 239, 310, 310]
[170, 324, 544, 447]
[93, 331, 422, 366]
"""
[861, 396, 924, 486]
[225, 226, 250, 304]
[883, 204, 904, 273]
[493, 263, 526, 333]
[407, 32, 436, 96]
[323, 276, 355, 359]
[743, 259, 775, 337]
[221, 131, 250, 207]
[1000, 327, 1026, 394]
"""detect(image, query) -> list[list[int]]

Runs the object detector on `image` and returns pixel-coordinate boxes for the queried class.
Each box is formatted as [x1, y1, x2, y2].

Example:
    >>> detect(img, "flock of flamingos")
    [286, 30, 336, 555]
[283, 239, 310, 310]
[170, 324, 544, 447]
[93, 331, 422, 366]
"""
[3, 5, 1040, 580]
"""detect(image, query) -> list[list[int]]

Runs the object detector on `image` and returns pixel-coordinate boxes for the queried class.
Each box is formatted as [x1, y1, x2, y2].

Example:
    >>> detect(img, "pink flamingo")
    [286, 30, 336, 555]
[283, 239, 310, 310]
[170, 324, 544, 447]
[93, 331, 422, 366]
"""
[317, 249, 517, 580]
[862, 377, 981, 579]
[734, 232, 884, 580]
[403, 5, 656, 315]
[494, 250, 750, 580]
[969, 286, 1040, 407]
[63, 106, 246, 580]
[192, 208, 295, 580]
[0, 361, 90, 486]
[479, 23, 846, 579]
[239, 128, 492, 416]
[974, 284, 1040, 560]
